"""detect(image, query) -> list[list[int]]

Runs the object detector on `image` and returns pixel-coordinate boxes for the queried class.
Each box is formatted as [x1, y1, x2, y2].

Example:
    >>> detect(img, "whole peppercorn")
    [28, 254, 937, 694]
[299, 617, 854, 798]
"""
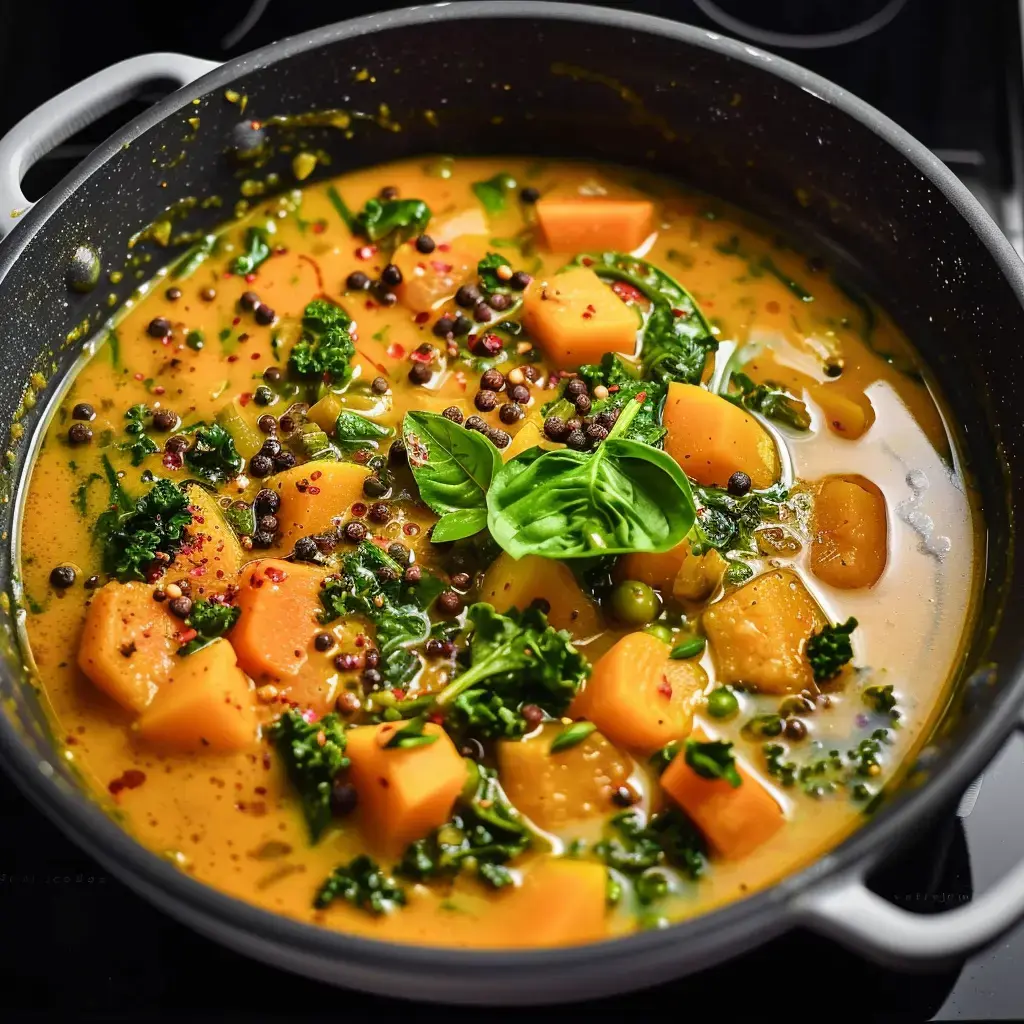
[263, 366, 282, 385]
[371, 376, 390, 394]
[68, 423, 93, 445]
[343, 521, 368, 543]
[403, 564, 422, 584]
[474, 390, 498, 413]
[487, 428, 511, 449]
[425, 638, 444, 658]
[260, 438, 282, 458]
[574, 393, 592, 416]
[253, 385, 275, 406]
[168, 596, 193, 619]
[595, 408, 620, 430]
[254, 304, 276, 326]
[612, 785, 639, 808]
[314, 633, 335, 652]
[258, 514, 279, 534]
[72, 402, 95, 421]
[521, 703, 544, 728]
[509, 271, 532, 291]
[565, 429, 588, 451]
[480, 368, 505, 391]
[784, 718, 808, 741]
[200, 287, 216, 302]
[314, 533, 337, 555]
[362, 476, 389, 499]
[257, 414, 277, 434]
[523, 365, 541, 383]
[442, 406, 464, 424]
[335, 690, 362, 715]
[387, 542, 410, 566]
[544, 416, 569, 442]
[376, 566, 399, 585]
[565, 378, 588, 400]
[433, 315, 455, 338]
[728, 471, 752, 497]
[409, 362, 432, 385]
[488, 292, 511, 312]
[437, 589, 463, 616]
[451, 312, 472, 336]
[249, 453, 273, 478]
[388, 438, 408, 466]
[460, 737, 486, 761]
[346, 270, 371, 291]
[165, 286, 182, 302]
[415, 234, 436, 254]
[278, 415, 296, 434]
[378, 289, 399, 308]
[379, 185, 399, 200]
[499, 402, 523, 425]
[368, 502, 391, 524]
[49, 565, 76, 589]
[455, 283, 481, 308]
[464, 415, 486, 432]
[165, 435, 189, 455]
[254, 488, 280, 516]
[147, 317, 172, 339]
[151, 409, 178, 432]
[450, 572, 471, 591]
[586, 423, 609, 443]
[252, 530, 275, 549]
[361, 667, 384, 690]
[84, 575, 101, 590]
[473, 302, 493, 323]
[331, 780, 359, 816]
[273, 451, 297, 472]
[566, 417, 583, 433]
[364, 650, 381, 670]
[380, 264, 403, 288]
[239, 290, 261, 311]
[509, 383, 530, 404]
[520, 186, 541, 204]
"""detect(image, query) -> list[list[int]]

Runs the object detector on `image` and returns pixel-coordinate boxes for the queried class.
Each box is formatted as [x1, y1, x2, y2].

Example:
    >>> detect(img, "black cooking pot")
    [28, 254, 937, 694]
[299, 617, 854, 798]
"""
[1, 2, 1023, 1004]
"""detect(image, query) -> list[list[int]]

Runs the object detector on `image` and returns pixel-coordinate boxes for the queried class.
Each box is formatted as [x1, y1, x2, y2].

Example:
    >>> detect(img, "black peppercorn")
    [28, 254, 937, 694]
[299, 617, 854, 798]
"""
[165, 286, 182, 301]
[474, 390, 497, 412]
[595, 408, 620, 430]
[361, 667, 384, 690]
[425, 638, 444, 658]
[314, 632, 334, 652]
[409, 362, 432, 385]
[331, 780, 359, 816]
[258, 514, 279, 535]
[254, 304, 276, 326]
[343, 521, 368, 543]
[544, 416, 569, 442]
[784, 718, 808, 741]
[151, 409, 178, 432]
[727, 471, 752, 497]
[442, 406, 464, 424]
[263, 366, 282, 384]
[521, 703, 544, 728]
[388, 439, 408, 466]
[520, 186, 540, 204]
[371, 376, 390, 394]
[254, 488, 279, 516]
[464, 415, 487, 432]
[168, 596, 193, 619]
[257, 414, 277, 434]
[379, 185, 399, 200]
[522, 365, 541, 383]
[612, 785, 638, 807]
[566, 417, 582, 433]
[84, 575, 101, 590]
[363, 476, 389, 499]
[249, 454, 273, 478]
[49, 565, 76, 589]
[473, 302, 493, 323]
[455, 283, 481, 308]
[253, 385, 275, 406]
[487, 428, 510, 449]
[277, 415, 295, 434]
[566, 429, 588, 451]
[378, 289, 399, 308]
[239, 290, 261, 311]
[451, 313, 472, 337]
[72, 403, 95, 421]
[368, 502, 391, 524]
[565, 378, 588, 400]
[346, 271, 371, 291]
[450, 572, 471, 591]
[480, 368, 505, 391]
[509, 271, 532, 291]
[376, 567, 399, 586]
[147, 317, 172, 339]
[200, 287, 216, 302]
[273, 451, 297, 472]
[387, 543, 410, 566]
[499, 402, 523, 425]
[165, 435, 189, 455]
[438, 589, 463, 616]
[380, 264, 403, 287]
[415, 234, 436, 254]
[252, 530, 275, 549]
[586, 423, 609, 442]
[260, 438, 282, 458]
[509, 383, 530, 404]
[68, 423, 93, 445]
[574, 394, 592, 416]
[488, 292, 511, 312]
[433, 315, 455, 338]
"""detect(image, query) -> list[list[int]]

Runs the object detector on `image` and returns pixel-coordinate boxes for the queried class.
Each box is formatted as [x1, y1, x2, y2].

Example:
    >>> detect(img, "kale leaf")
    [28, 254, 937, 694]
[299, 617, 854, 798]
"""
[230, 224, 273, 275]
[472, 172, 517, 214]
[119, 404, 159, 467]
[356, 197, 431, 243]
[288, 299, 356, 385]
[270, 709, 349, 843]
[807, 617, 858, 682]
[723, 371, 811, 431]
[96, 475, 192, 582]
[594, 809, 706, 883]
[184, 423, 244, 483]
[314, 855, 406, 914]
[684, 738, 742, 788]
[179, 598, 240, 656]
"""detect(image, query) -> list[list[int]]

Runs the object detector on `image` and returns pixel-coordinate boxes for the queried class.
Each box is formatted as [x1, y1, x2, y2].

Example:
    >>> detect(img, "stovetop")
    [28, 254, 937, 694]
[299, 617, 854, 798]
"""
[3, 1, 1024, 1019]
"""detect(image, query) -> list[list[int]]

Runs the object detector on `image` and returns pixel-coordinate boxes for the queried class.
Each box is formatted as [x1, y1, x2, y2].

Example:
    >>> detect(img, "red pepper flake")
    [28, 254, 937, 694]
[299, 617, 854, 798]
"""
[581, 256, 594, 266]
[275, 246, 288, 257]
[437, 242, 451, 252]
[354, 634, 367, 648]
[430, 261, 454, 274]
[251, 352, 261, 360]
[364, 299, 378, 311]
[311, 221, 326, 235]
[239, 392, 252, 406]
[307, 485, 321, 496]
[152, 385, 165, 396]
[162, 451, 183, 470]
[352, 450, 370, 464]
[227, 354, 239, 363]
[355, 244, 377, 260]
[245, 272, 257, 284]
[108, 769, 146, 796]
[249, 119, 262, 130]
[766, 300, 780, 314]
[657, 676, 673, 699]
[177, 627, 198, 645]
[428, 711, 445, 725]
[671, 308, 689, 318]
[386, 342, 406, 359]
[301, 708, 319, 724]
[582, 304, 596, 320]
[414, 312, 430, 325]
[297, 253, 324, 293]
[265, 566, 288, 583]
[410, 349, 432, 363]
[608, 385, 620, 394]
[351, 502, 367, 517]
[611, 281, 644, 304]
[232, 316, 241, 326]
[480, 333, 502, 356]
[134, 372, 144, 381]
[392, 689, 406, 701]
[189, 566, 206, 578]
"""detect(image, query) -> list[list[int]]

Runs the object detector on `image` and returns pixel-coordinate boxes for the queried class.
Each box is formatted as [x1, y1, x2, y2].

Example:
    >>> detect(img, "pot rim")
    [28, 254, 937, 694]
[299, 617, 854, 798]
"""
[1, 0, 1023, 975]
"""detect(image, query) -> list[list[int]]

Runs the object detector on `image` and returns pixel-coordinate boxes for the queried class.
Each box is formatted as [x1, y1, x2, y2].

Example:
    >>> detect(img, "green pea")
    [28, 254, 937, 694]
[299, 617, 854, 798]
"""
[644, 623, 674, 644]
[670, 636, 706, 660]
[606, 579, 659, 627]
[706, 686, 739, 719]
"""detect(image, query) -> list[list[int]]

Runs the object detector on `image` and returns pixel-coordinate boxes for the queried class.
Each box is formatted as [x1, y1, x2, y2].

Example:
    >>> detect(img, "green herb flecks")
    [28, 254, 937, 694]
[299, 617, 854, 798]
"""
[288, 298, 356, 386]
[807, 617, 858, 682]
[314, 855, 406, 914]
[178, 598, 240, 656]
[722, 371, 810, 431]
[230, 224, 274, 276]
[714, 235, 814, 303]
[685, 739, 742, 788]
[383, 714, 438, 749]
[183, 423, 243, 484]
[549, 721, 597, 753]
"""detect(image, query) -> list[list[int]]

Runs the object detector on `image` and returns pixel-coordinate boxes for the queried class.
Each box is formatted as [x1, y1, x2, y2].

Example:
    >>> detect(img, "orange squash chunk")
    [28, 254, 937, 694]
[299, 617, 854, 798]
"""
[393, 239, 478, 313]
[181, 482, 244, 594]
[521, 266, 639, 370]
[497, 724, 631, 832]
[663, 383, 779, 489]
[703, 568, 826, 694]
[661, 730, 785, 860]
[495, 857, 608, 947]
[137, 638, 256, 752]
[346, 722, 467, 856]
[574, 632, 706, 753]
[809, 383, 875, 440]
[480, 551, 601, 639]
[535, 197, 654, 253]
[810, 476, 888, 589]
[269, 461, 371, 552]
[617, 538, 691, 591]
[77, 582, 178, 713]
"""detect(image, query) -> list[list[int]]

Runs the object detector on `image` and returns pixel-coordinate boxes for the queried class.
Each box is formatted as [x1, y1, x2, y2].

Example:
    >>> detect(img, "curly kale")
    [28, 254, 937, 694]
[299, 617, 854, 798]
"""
[314, 855, 406, 914]
[183, 423, 243, 483]
[178, 598, 240, 656]
[270, 710, 349, 843]
[288, 298, 356, 385]
[96, 472, 193, 582]
[807, 617, 858, 682]
[685, 738, 742, 788]
[119, 404, 159, 466]
[594, 809, 706, 887]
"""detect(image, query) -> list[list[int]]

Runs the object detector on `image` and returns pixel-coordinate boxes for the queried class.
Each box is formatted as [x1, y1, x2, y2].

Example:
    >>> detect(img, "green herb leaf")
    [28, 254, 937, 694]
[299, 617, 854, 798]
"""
[335, 411, 392, 456]
[863, 682, 898, 716]
[670, 636, 706, 660]
[230, 224, 273, 275]
[356, 197, 431, 243]
[184, 423, 244, 484]
[549, 721, 597, 753]
[472, 172, 517, 214]
[594, 809, 706, 882]
[314, 855, 405, 914]
[288, 298, 356, 385]
[403, 411, 500, 544]
[688, 481, 788, 559]
[178, 598, 240, 656]
[807, 617, 858, 682]
[270, 709, 349, 843]
[723, 371, 810, 431]
[684, 738, 742, 788]
[383, 714, 439, 749]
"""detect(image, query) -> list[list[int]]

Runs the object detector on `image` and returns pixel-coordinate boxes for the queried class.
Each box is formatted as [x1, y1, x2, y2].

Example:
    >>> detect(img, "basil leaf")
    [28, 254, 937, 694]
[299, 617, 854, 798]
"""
[357, 198, 431, 243]
[230, 224, 274, 276]
[472, 172, 517, 214]
[335, 410, 392, 455]
[403, 411, 500, 543]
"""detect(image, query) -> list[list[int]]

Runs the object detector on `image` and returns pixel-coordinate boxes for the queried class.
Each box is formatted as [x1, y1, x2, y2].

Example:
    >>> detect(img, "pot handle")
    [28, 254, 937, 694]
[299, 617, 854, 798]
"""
[795, 852, 1024, 966]
[0, 53, 219, 239]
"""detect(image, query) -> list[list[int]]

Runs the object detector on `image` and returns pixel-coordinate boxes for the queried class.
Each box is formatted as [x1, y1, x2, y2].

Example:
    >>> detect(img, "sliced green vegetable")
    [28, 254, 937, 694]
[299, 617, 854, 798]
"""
[670, 636, 706, 660]
[549, 721, 597, 753]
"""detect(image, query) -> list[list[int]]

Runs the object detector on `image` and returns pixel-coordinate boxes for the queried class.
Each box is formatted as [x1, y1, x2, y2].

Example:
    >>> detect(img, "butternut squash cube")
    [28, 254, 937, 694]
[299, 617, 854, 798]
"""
[182, 482, 245, 593]
[346, 723, 467, 856]
[137, 638, 256, 752]
[497, 724, 631, 832]
[521, 266, 639, 370]
[393, 239, 478, 313]
[480, 551, 601, 639]
[661, 728, 785, 860]
[269, 461, 371, 552]
[810, 476, 888, 589]
[617, 538, 691, 591]
[672, 547, 729, 603]
[809, 383, 875, 440]
[702, 569, 826, 694]
[574, 632, 706, 753]
[495, 857, 608, 947]
[77, 581, 178, 713]
[535, 197, 654, 254]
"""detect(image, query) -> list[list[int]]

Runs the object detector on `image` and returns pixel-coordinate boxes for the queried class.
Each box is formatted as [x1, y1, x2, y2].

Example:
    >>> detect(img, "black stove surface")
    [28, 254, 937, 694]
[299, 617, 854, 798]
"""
[2, 1, 1024, 1019]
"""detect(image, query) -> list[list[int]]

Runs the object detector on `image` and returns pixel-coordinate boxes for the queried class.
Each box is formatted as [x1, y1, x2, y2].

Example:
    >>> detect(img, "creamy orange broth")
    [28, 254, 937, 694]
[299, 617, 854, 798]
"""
[17, 158, 981, 946]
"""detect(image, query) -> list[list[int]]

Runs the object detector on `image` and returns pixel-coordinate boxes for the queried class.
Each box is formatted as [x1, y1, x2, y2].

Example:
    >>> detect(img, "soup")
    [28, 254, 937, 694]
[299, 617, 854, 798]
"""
[18, 157, 980, 947]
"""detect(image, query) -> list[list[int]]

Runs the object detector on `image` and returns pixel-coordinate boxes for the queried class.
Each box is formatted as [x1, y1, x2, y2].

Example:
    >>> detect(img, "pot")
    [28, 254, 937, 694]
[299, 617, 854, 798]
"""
[0, 2, 1022, 1005]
